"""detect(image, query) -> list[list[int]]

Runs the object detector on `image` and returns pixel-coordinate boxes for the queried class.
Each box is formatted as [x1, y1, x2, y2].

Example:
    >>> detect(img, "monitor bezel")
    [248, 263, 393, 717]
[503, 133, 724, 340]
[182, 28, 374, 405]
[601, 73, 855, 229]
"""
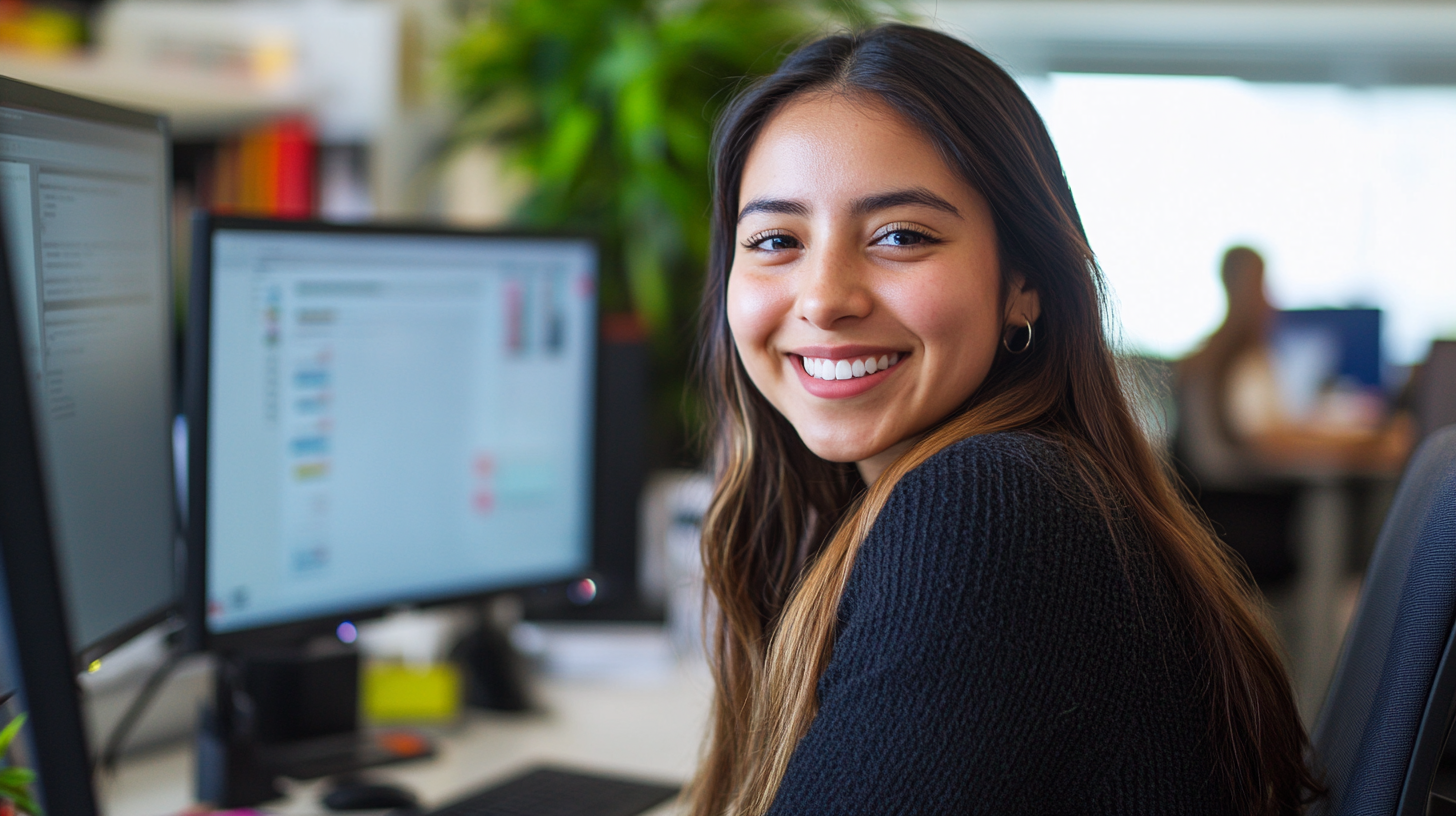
[0, 175, 103, 816]
[0, 74, 179, 667]
[185, 214, 600, 652]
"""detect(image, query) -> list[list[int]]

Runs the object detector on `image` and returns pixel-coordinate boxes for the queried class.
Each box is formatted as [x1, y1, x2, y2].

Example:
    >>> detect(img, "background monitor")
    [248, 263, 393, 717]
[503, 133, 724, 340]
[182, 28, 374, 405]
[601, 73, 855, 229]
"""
[0, 184, 102, 816]
[0, 77, 177, 663]
[188, 216, 598, 647]
[1275, 307, 1384, 390]
[1417, 340, 1456, 442]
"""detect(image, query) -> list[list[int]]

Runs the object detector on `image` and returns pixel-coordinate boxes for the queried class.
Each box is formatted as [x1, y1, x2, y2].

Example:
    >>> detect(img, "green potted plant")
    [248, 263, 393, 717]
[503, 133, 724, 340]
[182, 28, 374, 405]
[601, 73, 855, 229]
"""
[0, 715, 41, 816]
[444, 0, 886, 459]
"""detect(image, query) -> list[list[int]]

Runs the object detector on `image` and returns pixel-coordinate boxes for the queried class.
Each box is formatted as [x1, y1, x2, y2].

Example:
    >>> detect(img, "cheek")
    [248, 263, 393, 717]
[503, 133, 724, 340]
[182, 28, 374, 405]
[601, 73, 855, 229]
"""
[725, 267, 790, 362]
[885, 270, 1004, 357]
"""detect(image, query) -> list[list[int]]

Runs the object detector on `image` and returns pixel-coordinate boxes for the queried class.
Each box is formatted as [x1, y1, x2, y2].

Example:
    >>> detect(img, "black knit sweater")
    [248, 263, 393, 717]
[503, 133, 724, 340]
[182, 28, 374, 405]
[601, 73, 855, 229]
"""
[766, 432, 1226, 815]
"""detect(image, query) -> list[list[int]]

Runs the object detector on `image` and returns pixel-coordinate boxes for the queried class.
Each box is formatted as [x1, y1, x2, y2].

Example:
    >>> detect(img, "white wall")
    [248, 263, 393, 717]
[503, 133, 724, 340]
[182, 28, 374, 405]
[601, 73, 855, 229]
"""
[1020, 73, 1456, 363]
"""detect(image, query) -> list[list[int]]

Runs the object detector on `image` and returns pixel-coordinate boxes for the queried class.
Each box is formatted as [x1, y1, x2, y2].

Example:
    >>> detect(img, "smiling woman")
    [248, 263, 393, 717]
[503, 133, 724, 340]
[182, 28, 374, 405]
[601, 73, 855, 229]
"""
[690, 24, 1320, 816]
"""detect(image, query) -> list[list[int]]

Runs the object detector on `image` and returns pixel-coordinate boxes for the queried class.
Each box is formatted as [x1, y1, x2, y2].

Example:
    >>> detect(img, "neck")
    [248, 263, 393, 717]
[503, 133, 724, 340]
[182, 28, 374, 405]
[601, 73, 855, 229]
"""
[856, 437, 919, 486]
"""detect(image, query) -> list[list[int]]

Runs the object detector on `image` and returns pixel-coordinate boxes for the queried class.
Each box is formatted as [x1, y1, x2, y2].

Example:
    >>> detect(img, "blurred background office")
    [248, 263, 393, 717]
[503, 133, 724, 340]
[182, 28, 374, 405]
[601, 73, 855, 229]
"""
[4, 0, 1455, 801]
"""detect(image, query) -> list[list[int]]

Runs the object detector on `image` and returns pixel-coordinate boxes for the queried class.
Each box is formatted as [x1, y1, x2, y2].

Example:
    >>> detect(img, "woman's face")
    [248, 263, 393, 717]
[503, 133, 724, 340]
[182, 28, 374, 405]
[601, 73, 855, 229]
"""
[726, 93, 1039, 480]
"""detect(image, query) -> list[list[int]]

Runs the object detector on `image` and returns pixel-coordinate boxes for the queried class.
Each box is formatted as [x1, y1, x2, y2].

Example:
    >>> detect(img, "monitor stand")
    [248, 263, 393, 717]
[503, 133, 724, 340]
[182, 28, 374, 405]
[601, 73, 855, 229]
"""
[195, 640, 434, 809]
[453, 599, 533, 712]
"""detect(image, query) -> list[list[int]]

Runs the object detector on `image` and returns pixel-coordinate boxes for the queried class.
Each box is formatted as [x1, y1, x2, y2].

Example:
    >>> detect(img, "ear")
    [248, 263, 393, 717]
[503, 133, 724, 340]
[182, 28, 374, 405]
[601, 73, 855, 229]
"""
[1005, 274, 1041, 327]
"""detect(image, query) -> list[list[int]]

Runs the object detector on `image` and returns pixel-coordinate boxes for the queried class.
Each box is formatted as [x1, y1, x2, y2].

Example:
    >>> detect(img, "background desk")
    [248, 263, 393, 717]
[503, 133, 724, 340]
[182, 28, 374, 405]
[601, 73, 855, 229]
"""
[101, 661, 713, 816]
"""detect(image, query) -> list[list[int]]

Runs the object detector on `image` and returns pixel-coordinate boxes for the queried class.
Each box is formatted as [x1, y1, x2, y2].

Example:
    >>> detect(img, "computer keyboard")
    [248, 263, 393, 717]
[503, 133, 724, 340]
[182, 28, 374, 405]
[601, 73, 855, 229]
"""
[424, 766, 680, 816]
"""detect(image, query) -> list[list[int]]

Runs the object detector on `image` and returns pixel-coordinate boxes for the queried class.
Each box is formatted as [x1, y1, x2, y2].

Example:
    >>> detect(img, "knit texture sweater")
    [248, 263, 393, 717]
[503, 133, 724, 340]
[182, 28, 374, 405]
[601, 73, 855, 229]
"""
[766, 432, 1226, 815]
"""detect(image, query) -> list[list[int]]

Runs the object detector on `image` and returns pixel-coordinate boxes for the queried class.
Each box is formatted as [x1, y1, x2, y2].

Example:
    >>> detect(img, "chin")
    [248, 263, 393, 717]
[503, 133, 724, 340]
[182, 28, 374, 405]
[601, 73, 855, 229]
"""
[795, 429, 881, 465]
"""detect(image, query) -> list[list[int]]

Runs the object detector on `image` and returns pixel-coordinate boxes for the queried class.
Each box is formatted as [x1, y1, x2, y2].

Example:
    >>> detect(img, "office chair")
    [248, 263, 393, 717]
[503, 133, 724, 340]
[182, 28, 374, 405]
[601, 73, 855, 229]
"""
[1310, 425, 1456, 815]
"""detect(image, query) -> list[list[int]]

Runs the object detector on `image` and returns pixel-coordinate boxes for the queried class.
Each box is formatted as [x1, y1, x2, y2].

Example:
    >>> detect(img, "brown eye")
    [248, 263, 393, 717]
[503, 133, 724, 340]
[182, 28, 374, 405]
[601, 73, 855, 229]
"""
[876, 229, 931, 247]
[743, 232, 802, 251]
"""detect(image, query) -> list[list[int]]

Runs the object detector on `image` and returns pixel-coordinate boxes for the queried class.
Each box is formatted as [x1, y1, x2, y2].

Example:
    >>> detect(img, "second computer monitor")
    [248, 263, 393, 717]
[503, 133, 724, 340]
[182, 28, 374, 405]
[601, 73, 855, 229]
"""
[188, 217, 597, 645]
[0, 76, 177, 663]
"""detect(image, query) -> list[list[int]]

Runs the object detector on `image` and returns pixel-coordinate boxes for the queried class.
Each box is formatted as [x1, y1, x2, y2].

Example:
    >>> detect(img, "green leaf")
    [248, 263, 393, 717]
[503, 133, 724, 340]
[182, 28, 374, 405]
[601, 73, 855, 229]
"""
[625, 232, 670, 332]
[0, 768, 36, 787]
[10, 792, 42, 816]
[0, 715, 26, 756]
[537, 105, 601, 183]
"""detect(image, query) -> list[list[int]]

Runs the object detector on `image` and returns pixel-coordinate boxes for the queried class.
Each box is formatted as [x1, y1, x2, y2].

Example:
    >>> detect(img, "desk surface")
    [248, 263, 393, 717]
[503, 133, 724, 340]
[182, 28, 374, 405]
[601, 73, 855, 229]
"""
[101, 662, 714, 816]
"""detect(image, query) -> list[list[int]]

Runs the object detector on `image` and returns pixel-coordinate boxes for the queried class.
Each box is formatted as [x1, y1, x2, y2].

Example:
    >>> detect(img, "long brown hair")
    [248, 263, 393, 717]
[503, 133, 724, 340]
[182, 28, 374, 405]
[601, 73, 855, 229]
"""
[690, 24, 1319, 816]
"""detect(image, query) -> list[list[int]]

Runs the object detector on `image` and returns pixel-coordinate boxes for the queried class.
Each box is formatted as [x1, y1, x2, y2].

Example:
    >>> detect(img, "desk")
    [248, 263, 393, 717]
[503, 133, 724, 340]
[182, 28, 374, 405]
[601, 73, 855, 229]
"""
[101, 661, 714, 816]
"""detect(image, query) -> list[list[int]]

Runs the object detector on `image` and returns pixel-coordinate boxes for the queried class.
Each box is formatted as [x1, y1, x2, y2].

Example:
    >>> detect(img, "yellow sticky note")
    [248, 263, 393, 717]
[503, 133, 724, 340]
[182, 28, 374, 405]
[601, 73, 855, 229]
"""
[362, 661, 462, 723]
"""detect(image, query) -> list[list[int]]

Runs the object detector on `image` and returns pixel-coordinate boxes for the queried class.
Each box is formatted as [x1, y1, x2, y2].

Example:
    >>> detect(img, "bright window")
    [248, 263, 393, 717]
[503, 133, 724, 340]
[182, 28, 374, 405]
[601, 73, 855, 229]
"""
[1022, 74, 1456, 364]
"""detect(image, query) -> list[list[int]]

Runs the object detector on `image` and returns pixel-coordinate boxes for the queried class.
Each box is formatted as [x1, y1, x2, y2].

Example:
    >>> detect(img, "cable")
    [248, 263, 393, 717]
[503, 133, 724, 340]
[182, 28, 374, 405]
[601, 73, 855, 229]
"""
[94, 647, 184, 774]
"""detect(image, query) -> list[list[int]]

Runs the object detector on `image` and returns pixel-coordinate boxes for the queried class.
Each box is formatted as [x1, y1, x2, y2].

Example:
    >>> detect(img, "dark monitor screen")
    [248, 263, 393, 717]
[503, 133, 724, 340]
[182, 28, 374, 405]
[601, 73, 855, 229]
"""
[1275, 308, 1383, 390]
[189, 218, 597, 644]
[0, 77, 177, 661]
[1418, 340, 1456, 441]
[0, 171, 102, 816]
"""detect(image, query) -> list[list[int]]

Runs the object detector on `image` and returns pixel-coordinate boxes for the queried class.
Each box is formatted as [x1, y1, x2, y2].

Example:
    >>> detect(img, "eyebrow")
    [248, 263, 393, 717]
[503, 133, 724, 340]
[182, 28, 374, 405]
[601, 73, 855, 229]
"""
[852, 188, 961, 218]
[735, 187, 961, 223]
[737, 197, 809, 221]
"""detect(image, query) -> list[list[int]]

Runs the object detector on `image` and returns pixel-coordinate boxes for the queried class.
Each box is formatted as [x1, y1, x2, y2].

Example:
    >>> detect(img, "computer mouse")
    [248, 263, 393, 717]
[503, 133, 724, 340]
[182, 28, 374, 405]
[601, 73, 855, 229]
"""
[322, 781, 420, 811]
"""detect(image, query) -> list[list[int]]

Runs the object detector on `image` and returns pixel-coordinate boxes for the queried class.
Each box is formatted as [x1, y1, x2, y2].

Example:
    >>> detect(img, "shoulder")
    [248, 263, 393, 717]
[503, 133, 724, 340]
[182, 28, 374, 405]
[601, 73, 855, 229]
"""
[843, 431, 1137, 628]
[898, 430, 1073, 490]
[872, 431, 1098, 554]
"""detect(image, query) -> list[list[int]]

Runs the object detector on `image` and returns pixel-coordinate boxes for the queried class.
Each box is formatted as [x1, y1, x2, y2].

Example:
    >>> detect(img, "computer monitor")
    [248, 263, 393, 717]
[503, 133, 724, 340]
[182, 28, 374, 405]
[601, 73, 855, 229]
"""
[1417, 340, 1456, 442]
[0, 77, 178, 664]
[1275, 307, 1384, 390]
[0, 181, 102, 816]
[186, 216, 598, 648]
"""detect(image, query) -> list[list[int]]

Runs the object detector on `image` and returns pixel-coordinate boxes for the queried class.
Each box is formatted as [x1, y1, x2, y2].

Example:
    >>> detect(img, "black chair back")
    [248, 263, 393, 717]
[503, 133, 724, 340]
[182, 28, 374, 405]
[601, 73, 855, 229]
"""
[1311, 426, 1456, 815]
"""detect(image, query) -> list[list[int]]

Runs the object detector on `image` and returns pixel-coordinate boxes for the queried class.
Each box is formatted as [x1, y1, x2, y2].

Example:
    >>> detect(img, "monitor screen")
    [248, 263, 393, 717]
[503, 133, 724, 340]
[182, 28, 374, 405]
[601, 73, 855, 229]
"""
[0, 172, 102, 816]
[1274, 308, 1383, 390]
[0, 78, 176, 659]
[200, 223, 597, 637]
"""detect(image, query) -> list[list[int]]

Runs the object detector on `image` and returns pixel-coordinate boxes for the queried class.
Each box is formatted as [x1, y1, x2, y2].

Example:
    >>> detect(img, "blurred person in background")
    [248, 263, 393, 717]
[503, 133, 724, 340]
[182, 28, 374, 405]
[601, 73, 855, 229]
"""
[1178, 246, 1411, 482]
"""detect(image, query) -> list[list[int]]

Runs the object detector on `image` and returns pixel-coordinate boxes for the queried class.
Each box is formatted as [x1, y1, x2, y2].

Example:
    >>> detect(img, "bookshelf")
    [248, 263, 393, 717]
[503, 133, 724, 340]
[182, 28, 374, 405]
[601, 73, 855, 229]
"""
[0, 52, 307, 138]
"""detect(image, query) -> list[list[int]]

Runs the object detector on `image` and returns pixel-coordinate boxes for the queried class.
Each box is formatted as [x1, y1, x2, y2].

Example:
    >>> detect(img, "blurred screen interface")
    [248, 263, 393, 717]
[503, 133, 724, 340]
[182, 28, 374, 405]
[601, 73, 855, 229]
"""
[1023, 75, 1456, 364]
[0, 104, 175, 654]
[205, 230, 596, 634]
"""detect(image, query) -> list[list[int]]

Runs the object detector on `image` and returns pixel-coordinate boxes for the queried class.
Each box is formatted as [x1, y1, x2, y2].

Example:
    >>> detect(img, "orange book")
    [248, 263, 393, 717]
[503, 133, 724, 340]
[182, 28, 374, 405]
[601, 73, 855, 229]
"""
[237, 126, 270, 215]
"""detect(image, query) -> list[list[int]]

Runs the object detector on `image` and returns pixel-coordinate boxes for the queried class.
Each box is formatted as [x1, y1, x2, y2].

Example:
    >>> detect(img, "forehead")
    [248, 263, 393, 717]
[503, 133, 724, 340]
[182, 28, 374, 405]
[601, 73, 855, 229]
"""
[738, 93, 970, 211]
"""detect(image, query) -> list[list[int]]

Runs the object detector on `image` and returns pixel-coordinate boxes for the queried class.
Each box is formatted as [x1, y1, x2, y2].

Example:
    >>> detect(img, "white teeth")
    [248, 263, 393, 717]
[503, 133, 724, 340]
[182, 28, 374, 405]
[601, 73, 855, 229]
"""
[802, 353, 902, 381]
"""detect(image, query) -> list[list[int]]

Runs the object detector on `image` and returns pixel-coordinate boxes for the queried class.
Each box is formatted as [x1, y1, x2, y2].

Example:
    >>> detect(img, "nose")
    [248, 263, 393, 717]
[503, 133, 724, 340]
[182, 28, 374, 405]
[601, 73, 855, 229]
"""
[796, 242, 872, 330]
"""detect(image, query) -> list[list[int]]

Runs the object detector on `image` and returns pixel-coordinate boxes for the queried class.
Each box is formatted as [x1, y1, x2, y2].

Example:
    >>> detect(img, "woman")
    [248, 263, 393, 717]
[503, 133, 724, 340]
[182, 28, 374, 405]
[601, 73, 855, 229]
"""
[690, 24, 1319, 816]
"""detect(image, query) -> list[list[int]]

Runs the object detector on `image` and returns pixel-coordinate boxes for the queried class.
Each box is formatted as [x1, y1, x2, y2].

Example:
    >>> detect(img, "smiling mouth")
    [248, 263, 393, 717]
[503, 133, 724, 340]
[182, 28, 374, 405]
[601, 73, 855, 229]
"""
[798, 352, 904, 381]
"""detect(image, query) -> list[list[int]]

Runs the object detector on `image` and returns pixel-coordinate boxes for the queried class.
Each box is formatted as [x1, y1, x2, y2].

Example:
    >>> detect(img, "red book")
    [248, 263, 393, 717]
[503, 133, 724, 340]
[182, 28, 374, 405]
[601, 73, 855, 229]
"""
[273, 117, 315, 219]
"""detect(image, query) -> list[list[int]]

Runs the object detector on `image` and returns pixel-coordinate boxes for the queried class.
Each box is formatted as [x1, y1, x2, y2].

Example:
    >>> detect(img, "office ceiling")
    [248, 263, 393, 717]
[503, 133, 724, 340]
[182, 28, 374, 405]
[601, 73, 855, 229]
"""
[926, 2, 1456, 83]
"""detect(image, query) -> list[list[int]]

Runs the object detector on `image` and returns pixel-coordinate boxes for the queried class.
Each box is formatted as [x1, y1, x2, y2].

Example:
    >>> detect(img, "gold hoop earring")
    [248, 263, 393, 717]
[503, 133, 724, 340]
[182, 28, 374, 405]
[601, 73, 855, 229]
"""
[1002, 318, 1033, 354]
